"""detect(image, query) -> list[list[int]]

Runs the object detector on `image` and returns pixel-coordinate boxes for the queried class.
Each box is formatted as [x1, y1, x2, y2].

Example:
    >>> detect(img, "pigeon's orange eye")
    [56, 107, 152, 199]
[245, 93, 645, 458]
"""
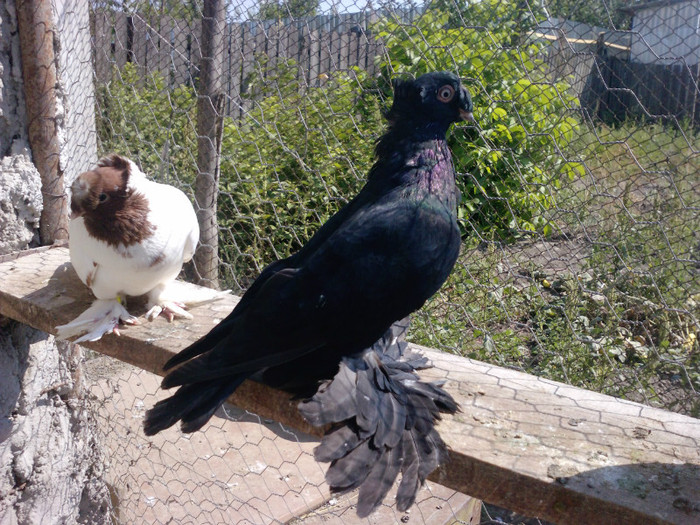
[437, 85, 455, 103]
[98, 193, 108, 203]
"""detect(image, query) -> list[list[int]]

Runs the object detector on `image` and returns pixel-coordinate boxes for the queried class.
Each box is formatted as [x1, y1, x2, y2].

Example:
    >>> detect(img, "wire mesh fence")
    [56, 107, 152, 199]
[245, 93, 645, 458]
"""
[74, 0, 700, 522]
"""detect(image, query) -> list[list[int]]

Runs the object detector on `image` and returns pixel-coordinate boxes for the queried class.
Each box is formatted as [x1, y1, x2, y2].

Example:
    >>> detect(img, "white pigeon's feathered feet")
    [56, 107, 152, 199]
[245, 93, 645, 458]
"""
[55, 298, 139, 343]
[146, 281, 231, 323]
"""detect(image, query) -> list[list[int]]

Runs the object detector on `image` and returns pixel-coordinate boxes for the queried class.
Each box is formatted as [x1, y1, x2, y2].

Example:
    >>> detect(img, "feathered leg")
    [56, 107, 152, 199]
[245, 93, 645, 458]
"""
[298, 321, 458, 517]
[56, 297, 139, 342]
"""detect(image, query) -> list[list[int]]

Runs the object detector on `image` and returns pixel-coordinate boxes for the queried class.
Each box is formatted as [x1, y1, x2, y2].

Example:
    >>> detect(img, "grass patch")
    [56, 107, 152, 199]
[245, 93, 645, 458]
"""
[410, 121, 700, 416]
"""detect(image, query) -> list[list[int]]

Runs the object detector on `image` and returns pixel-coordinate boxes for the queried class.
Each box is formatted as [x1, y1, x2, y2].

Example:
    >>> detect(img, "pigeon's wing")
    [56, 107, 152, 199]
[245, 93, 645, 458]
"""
[159, 266, 329, 388]
[136, 178, 200, 265]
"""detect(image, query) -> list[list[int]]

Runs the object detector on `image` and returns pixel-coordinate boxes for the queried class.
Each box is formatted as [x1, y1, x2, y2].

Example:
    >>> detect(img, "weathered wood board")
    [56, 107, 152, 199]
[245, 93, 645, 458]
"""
[1, 246, 699, 524]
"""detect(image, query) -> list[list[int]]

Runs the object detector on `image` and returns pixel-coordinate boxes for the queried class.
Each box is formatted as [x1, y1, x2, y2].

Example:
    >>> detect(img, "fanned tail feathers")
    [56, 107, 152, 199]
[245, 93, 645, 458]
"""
[298, 325, 458, 517]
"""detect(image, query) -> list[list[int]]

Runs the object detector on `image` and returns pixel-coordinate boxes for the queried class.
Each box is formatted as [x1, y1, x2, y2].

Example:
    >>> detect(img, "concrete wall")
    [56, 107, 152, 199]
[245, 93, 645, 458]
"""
[0, 1, 109, 523]
[54, 0, 98, 181]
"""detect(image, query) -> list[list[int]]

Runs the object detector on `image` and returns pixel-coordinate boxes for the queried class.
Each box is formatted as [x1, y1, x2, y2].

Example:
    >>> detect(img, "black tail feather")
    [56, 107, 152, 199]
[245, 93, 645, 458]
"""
[324, 438, 380, 491]
[143, 375, 245, 436]
[314, 424, 362, 463]
[396, 434, 421, 511]
[356, 443, 400, 518]
[298, 326, 458, 517]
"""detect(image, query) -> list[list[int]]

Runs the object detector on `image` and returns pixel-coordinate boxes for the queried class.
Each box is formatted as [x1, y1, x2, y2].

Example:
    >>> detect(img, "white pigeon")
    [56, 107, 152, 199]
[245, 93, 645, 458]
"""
[56, 154, 226, 343]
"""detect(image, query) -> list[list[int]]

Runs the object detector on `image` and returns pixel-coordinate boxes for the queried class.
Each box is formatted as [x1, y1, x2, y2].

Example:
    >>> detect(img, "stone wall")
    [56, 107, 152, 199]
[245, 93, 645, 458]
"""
[0, 1, 109, 523]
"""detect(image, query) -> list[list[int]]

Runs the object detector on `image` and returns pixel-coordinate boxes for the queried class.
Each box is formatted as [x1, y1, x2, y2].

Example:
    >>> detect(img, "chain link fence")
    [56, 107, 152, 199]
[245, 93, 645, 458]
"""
[77, 0, 700, 522]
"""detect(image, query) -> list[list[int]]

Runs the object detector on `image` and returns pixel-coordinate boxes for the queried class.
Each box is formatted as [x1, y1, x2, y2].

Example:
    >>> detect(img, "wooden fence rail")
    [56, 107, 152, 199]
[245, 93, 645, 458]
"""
[92, 9, 409, 118]
[94, 8, 700, 127]
[1, 246, 699, 524]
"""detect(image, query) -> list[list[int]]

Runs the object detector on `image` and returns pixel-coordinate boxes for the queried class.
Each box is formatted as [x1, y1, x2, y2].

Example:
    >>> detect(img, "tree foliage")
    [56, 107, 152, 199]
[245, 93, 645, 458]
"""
[255, 0, 319, 20]
[218, 63, 383, 286]
[373, 4, 581, 236]
[96, 64, 198, 191]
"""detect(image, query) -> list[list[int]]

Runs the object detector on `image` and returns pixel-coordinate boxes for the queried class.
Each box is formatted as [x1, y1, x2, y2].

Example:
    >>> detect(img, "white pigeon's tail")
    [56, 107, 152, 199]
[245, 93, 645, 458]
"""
[161, 280, 231, 307]
[145, 281, 231, 321]
[55, 299, 138, 343]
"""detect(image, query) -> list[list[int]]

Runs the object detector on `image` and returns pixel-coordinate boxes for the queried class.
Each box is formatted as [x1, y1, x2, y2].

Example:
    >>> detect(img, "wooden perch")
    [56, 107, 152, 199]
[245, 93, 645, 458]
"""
[0, 246, 699, 525]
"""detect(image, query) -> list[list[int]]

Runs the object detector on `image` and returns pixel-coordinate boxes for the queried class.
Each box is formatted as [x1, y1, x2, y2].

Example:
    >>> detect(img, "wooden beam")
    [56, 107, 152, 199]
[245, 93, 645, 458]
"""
[16, 0, 69, 244]
[1, 247, 699, 525]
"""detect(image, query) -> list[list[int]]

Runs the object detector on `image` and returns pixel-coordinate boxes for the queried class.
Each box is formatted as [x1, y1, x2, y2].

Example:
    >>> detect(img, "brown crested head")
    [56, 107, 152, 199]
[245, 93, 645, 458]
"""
[70, 154, 155, 247]
[70, 165, 129, 219]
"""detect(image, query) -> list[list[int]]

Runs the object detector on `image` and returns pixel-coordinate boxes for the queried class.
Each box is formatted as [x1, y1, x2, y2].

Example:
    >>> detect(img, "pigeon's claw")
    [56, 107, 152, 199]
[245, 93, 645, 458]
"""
[56, 299, 137, 342]
[145, 301, 193, 322]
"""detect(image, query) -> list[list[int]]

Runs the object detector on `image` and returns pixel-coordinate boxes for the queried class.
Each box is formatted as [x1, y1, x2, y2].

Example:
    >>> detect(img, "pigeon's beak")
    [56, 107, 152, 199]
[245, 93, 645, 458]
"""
[70, 176, 89, 219]
[459, 109, 475, 123]
[458, 86, 475, 123]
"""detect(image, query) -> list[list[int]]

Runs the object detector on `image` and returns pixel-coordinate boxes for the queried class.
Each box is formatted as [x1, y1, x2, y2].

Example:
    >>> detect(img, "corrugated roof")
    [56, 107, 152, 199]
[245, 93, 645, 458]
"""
[620, 0, 694, 14]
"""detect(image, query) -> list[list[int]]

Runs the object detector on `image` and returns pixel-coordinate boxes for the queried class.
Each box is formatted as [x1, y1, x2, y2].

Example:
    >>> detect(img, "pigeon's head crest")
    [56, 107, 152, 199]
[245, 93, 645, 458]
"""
[70, 155, 133, 219]
[388, 71, 474, 127]
[70, 154, 155, 246]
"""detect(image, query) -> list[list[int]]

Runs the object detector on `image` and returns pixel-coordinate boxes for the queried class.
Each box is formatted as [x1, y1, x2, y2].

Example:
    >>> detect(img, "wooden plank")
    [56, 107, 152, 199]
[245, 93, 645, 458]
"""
[327, 30, 341, 73]
[188, 17, 202, 86]
[86, 358, 475, 524]
[156, 14, 176, 81]
[318, 29, 331, 77]
[357, 29, 369, 74]
[307, 29, 321, 87]
[130, 14, 149, 81]
[239, 23, 256, 117]
[254, 20, 268, 88]
[93, 10, 111, 83]
[112, 11, 129, 70]
[338, 32, 349, 72]
[169, 16, 195, 86]
[1, 247, 699, 525]
[287, 22, 304, 84]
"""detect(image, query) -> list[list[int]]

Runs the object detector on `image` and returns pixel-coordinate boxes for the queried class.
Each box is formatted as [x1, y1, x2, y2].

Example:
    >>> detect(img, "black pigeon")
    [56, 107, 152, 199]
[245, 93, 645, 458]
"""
[144, 71, 474, 515]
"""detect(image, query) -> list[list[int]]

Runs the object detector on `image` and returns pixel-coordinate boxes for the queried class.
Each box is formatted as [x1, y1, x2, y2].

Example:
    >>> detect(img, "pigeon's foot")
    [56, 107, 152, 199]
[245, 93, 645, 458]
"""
[145, 301, 193, 322]
[56, 299, 139, 343]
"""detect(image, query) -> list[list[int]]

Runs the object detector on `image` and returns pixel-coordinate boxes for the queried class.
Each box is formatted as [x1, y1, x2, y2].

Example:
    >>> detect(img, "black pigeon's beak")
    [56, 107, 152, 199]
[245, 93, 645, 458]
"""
[459, 109, 475, 123]
[458, 86, 475, 123]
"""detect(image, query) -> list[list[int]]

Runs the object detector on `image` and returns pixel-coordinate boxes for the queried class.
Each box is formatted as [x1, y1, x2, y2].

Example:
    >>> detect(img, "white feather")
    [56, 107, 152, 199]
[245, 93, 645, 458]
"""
[58, 156, 224, 341]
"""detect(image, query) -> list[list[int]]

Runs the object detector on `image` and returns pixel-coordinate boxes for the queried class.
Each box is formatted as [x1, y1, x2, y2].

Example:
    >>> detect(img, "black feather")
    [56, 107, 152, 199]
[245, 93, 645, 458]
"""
[143, 376, 244, 436]
[297, 364, 358, 426]
[396, 434, 421, 511]
[298, 322, 459, 517]
[325, 439, 379, 491]
[356, 444, 401, 518]
[313, 424, 361, 463]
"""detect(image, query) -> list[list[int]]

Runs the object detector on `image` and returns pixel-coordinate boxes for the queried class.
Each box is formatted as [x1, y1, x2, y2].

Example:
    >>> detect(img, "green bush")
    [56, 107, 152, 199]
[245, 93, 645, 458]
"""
[96, 62, 383, 288]
[96, 64, 198, 191]
[218, 63, 384, 287]
[374, 6, 582, 236]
